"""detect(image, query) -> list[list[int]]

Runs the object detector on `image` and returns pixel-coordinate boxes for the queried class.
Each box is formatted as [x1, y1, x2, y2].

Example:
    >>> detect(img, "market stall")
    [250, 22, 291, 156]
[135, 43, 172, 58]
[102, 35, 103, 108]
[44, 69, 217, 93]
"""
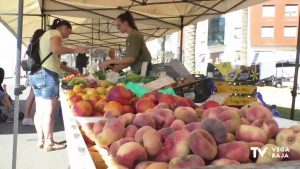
[58, 72, 300, 169]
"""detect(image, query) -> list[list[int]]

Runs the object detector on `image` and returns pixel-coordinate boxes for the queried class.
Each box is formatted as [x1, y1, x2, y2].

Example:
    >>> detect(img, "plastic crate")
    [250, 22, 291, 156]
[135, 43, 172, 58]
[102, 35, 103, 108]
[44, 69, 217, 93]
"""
[174, 78, 213, 103]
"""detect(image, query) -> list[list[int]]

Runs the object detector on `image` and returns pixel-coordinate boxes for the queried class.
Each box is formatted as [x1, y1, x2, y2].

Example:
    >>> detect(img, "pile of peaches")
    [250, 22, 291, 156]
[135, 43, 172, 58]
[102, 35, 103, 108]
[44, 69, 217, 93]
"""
[66, 84, 300, 169]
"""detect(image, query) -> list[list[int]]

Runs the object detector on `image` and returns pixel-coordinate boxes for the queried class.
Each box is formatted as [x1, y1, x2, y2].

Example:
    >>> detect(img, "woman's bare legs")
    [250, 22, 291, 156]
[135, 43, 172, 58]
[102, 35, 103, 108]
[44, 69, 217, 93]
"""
[24, 88, 35, 118]
[22, 88, 35, 125]
[34, 96, 44, 147]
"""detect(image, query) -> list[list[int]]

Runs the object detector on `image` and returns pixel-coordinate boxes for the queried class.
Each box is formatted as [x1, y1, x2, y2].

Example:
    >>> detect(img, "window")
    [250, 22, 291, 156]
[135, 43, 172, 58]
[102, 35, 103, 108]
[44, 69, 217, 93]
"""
[261, 26, 274, 38]
[207, 16, 225, 46]
[285, 4, 298, 17]
[284, 26, 297, 38]
[262, 5, 275, 17]
[234, 27, 242, 39]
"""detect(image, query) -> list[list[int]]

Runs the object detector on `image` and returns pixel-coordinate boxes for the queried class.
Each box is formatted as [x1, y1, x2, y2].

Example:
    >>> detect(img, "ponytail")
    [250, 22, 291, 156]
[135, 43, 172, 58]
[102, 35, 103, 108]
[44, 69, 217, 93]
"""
[51, 19, 72, 29]
[117, 11, 138, 30]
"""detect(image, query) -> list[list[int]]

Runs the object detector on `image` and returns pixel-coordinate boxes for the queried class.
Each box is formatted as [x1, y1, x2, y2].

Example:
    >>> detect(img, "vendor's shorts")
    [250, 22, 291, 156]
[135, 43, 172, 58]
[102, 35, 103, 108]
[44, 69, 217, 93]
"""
[29, 68, 59, 100]
[0, 90, 5, 102]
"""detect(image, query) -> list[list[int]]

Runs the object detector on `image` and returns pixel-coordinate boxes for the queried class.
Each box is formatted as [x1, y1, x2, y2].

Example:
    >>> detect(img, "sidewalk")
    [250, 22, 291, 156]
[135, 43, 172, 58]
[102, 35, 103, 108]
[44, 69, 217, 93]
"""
[0, 77, 68, 169]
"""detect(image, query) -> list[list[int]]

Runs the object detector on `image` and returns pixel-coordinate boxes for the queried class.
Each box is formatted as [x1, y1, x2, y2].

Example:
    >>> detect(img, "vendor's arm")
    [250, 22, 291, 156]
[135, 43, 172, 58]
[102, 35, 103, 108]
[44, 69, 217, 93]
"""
[51, 36, 87, 55]
[99, 33, 142, 69]
[60, 63, 79, 75]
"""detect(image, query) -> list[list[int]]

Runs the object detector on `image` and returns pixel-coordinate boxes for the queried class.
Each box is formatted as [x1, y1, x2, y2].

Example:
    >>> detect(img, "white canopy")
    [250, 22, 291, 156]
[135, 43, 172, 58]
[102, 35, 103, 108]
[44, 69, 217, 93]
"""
[0, 0, 268, 48]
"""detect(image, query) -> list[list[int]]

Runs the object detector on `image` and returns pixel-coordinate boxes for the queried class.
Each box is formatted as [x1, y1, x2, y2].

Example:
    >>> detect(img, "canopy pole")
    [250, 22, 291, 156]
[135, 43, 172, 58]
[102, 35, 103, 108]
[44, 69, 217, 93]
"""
[12, 0, 24, 168]
[179, 16, 184, 62]
[290, 15, 300, 120]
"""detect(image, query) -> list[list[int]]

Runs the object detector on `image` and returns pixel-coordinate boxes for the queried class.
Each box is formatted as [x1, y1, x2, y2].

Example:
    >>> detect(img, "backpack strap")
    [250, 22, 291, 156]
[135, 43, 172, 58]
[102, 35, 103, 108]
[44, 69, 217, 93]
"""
[40, 52, 53, 66]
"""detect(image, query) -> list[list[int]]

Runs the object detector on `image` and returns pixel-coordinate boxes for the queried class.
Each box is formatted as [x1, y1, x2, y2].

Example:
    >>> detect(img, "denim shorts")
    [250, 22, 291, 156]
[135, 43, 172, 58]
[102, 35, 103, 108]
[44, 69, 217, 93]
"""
[0, 90, 5, 101]
[29, 68, 59, 99]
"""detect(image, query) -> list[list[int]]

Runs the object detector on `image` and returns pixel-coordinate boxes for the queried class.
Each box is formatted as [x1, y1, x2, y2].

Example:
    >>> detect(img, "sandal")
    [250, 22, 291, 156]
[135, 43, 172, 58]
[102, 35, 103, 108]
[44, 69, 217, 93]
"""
[37, 140, 44, 149]
[44, 142, 67, 152]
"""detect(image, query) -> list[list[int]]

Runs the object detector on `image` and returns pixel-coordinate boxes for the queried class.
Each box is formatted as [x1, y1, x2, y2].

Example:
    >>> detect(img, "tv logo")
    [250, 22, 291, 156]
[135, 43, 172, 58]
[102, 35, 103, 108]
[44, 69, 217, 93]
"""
[250, 146, 289, 159]
[250, 147, 268, 158]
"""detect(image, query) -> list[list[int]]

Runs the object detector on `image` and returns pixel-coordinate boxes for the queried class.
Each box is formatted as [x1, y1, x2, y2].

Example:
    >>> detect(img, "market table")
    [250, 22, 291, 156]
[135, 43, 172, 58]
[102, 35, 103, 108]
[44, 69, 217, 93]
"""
[61, 91, 97, 169]
[60, 90, 300, 169]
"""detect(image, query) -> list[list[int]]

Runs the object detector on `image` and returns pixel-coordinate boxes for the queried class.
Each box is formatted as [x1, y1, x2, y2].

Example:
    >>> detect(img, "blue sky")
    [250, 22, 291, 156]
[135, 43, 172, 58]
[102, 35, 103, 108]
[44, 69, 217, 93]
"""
[0, 23, 26, 77]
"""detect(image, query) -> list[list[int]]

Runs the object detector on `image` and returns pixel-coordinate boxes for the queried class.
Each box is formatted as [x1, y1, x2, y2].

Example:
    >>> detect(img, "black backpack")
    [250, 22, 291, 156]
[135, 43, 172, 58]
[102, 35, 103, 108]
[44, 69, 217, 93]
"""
[21, 40, 52, 73]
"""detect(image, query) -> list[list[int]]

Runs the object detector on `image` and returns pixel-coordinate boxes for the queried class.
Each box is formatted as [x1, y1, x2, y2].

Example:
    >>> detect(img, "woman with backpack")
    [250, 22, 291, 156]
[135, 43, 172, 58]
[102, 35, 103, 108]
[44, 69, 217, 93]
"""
[29, 19, 86, 151]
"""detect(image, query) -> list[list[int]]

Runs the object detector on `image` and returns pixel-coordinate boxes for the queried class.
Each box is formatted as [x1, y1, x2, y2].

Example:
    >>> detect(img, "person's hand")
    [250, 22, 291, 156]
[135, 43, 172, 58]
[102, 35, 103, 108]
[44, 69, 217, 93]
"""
[74, 46, 87, 54]
[71, 69, 80, 75]
[98, 61, 110, 70]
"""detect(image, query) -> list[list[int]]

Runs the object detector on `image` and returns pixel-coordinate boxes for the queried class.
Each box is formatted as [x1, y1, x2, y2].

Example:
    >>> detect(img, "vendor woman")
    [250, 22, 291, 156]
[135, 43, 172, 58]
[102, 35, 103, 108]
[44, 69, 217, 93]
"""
[99, 11, 152, 75]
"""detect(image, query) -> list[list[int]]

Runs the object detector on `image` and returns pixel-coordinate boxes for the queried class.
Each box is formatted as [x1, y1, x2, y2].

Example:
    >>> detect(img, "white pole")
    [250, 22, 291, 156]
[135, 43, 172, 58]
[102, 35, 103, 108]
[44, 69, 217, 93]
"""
[12, 0, 24, 168]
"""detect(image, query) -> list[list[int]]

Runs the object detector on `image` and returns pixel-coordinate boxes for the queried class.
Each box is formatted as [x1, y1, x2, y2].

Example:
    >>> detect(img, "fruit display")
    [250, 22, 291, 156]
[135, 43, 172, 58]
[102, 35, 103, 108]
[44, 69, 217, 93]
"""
[65, 83, 300, 169]
[118, 73, 156, 84]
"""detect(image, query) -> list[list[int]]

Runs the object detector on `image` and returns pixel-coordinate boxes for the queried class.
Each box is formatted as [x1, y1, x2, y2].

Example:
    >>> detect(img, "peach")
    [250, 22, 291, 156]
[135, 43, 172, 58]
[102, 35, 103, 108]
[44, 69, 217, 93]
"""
[135, 161, 153, 169]
[133, 113, 156, 129]
[195, 108, 205, 118]
[104, 101, 124, 115]
[81, 123, 94, 134]
[216, 108, 241, 133]
[147, 108, 175, 129]
[124, 125, 138, 138]
[241, 101, 262, 117]
[155, 130, 190, 162]
[291, 125, 300, 132]
[169, 155, 205, 169]
[141, 93, 157, 103]
[135, 126, 154, 143]
[218, 141, 250, 162]
[170, 119, 185, 130]
[69, 95, 83, 105]
[227, 133, 235, 142]
[145, 162, 168, 169]
[174, 107, 198, 124]
[136, 99, 155, 113]
[184, 122, 202, 132]
[251, 118, 279, 139]
[211, 158, 240, 165]
[276, 128, 300, 158]
[103, 109, 121, 118]
[241, 117, 250, 125]
[141, 129, 163, 157]
[188, 129, 217, 160]
[159, 94, 176, 106]
[173, 100, 191, 109]
[201, 100, 220, 110]
[158, 127, 175, 142]
[95, 118, 125, 147]
[107, 86, 135, 105]
[72, 100, 94, 117]
[245, 105, 273, 122]
[202, 106, 224, 118]
[89, 94, 101, 105]
[200, 118, 227, 144]
[154, 103, 170, 109]
[116, 142, 148, 169]
[109, 137, 135, 157]
[247, 142, 264, 149]
[267, 138, 276, 144]
[94, 100, 107, 112]
[118, 113, 136, 127]
[92, 120, 106, 135]
[123, 105, 135, 114]
[236, 125, 268, 144]
[257, 144, 282, 163]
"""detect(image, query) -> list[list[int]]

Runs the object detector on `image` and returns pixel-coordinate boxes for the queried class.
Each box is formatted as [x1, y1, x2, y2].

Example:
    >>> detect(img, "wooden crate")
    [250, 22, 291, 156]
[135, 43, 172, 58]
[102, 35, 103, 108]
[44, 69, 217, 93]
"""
[224, 95, 257, 107]
[214, 81, 257, 95]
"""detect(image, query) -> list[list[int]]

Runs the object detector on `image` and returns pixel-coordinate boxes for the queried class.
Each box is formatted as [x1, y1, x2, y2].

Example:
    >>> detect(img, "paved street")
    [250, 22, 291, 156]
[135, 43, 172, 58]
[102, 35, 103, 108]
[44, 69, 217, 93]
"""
[0, 77, 68, 169]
